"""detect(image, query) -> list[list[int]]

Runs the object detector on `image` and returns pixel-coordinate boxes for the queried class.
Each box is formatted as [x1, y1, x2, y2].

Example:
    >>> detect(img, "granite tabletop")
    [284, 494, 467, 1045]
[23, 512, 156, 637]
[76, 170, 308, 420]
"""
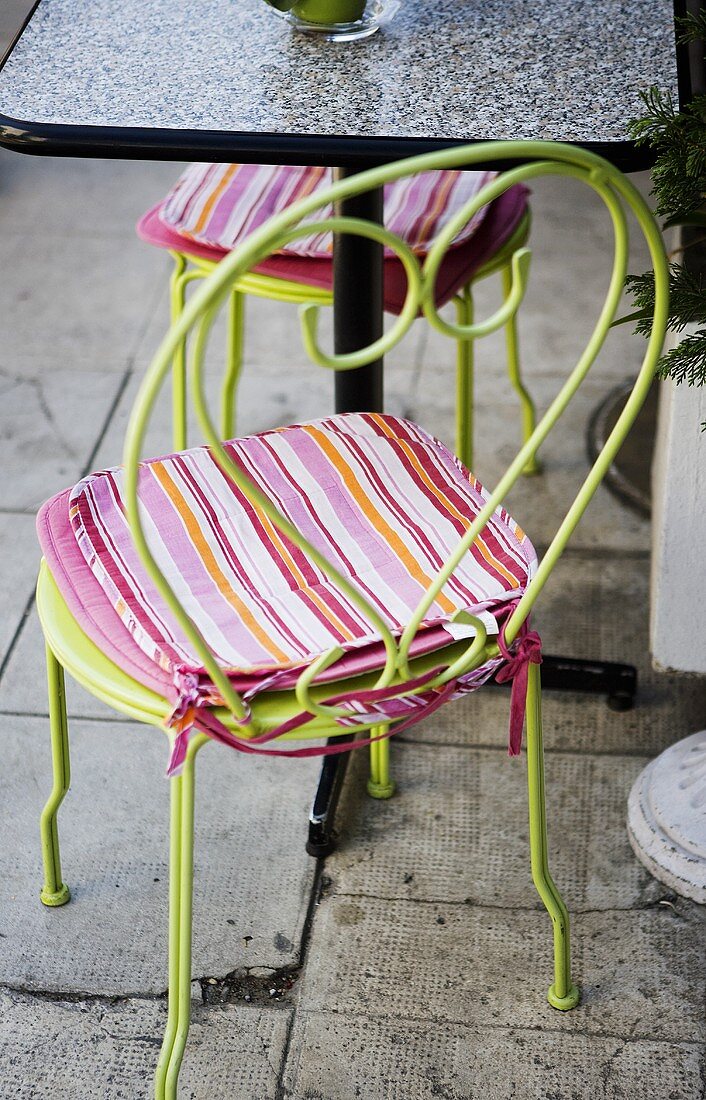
[0, 0, 682, 165]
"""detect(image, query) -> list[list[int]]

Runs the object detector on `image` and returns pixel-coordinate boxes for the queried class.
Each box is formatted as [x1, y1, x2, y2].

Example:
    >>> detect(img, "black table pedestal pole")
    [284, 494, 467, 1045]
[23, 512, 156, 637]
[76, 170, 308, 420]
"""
[306, 171, 637, 856]
[306, 171, 384, 857]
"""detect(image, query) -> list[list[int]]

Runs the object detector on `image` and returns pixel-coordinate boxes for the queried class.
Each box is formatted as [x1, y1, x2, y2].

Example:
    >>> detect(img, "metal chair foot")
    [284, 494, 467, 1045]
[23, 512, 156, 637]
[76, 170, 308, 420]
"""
[306, 829, 338, 859]
[366, 777, 396, 799]
[547, 982, 580, 1011]
[522, 456, 542, 476]
[40, 883, 71, 907]
[526, 664, 578, 1011]
[368, 729, 395, 801]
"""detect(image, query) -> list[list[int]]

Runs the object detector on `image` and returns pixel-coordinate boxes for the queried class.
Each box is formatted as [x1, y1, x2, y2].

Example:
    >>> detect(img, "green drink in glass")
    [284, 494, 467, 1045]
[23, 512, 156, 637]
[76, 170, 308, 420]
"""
[293, 0, 366, 22]
[263, 0, 392, 40]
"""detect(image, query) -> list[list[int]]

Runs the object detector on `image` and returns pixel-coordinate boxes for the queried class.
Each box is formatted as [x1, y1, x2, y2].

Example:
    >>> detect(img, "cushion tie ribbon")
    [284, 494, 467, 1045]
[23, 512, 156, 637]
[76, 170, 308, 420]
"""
[165, 665, 455, 775]
[494, 617, 542, 756]
[166, 618, 542, 773]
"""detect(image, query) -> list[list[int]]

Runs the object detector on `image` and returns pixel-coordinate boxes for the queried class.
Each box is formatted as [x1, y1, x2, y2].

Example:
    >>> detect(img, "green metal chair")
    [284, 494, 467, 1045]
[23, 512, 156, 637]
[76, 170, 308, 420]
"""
[138, 167, 538, 473]
[35, 141, 667, 1098]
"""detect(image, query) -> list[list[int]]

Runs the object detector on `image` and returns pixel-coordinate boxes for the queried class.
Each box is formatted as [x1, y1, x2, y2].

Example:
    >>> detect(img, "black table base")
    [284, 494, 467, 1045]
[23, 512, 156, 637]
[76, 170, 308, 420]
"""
[332, 169, 383, 411]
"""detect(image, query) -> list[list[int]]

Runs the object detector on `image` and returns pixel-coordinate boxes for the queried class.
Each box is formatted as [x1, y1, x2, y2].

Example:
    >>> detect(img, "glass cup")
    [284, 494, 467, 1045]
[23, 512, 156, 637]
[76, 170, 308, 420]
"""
[266, 0, 398, 41]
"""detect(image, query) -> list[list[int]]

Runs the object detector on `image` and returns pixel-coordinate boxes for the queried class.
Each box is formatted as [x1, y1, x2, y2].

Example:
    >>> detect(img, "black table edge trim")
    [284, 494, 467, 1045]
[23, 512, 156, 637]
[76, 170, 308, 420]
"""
[0, 0, 688, 171]
[0, 114, 660, 172]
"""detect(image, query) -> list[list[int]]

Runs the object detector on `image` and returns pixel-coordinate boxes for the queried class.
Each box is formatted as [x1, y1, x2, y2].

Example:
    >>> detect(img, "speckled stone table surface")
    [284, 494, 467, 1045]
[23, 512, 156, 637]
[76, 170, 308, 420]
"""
[0, 0, 682, 166]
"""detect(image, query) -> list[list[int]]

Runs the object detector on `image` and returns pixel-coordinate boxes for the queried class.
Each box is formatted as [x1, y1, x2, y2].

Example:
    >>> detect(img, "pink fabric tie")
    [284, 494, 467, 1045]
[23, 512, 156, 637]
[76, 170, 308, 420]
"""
[165, 619, 542, 773]
[494, 618, 542, 756]
[165, 665, 456, 775]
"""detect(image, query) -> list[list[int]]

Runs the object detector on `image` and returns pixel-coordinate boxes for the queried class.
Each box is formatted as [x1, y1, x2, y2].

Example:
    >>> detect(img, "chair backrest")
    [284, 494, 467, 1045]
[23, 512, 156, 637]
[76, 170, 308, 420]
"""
[122, 141, 669, 728]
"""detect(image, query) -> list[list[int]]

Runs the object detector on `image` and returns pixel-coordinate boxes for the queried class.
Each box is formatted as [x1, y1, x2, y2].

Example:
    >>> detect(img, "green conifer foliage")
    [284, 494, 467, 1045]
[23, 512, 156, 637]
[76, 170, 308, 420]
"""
[625, 14, 706, 425]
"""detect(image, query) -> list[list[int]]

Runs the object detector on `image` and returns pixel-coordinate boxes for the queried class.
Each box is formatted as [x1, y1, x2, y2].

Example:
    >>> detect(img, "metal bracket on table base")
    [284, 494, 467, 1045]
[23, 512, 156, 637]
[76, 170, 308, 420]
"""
[538, 653, 637, 711]
[305, 652, 637, 857]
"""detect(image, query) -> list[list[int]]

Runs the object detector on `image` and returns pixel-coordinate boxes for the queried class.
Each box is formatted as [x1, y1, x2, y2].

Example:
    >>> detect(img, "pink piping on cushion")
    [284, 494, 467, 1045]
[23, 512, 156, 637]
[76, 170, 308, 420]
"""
[137, 184, 530, 315]
[37, 490, 172, 698]
[137, 205, 228, 263]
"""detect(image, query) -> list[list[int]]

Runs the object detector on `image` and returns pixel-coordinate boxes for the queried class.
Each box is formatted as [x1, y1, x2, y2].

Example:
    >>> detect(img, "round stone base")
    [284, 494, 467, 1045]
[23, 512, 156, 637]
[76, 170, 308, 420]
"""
[627, 730, 706, 904]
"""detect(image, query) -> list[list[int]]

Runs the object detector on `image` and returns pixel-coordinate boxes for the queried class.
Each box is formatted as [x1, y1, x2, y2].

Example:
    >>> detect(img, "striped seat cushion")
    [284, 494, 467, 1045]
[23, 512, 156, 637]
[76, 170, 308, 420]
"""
[158, 163, 497, 258]
[67, 414, 536, 741]
[138, 184, 531, 317]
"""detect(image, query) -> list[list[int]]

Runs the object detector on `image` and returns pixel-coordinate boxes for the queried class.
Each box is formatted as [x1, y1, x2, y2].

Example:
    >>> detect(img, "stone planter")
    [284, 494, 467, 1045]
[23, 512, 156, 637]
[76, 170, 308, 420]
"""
[650, 325, 706, 674]
[628, 325, 706, 903]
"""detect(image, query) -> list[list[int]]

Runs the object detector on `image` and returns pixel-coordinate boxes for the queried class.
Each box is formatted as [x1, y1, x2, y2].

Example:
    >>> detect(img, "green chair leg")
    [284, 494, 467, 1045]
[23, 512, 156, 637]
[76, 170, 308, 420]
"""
[156, 739, 201, 1100]
[367, 727, 395, 799]
[525, 662, 579, 1011]
[220, 289, 246, 440]
[454, 285, 475, 471]
[154, 765, 183, 1099]
[170, 255, 189, 452]
[501, 263, 541, 476]
[39, 644, 71, 908]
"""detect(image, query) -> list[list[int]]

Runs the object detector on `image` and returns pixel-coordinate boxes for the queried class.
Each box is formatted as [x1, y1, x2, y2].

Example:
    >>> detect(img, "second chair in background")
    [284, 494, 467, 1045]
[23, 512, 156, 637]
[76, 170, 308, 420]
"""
[138, 163, 539, 472]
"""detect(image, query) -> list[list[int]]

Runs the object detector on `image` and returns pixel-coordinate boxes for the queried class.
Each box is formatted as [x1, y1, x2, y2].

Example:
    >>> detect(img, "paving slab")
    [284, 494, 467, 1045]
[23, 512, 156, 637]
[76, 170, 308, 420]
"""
[329, 743, 658, 911]
[299, 893, 706, 1043]
[0, 366, 128, 511]
[0, 147, 180, 240]
[0, 988, 290, 1100]
[284, 1010, 705, 1100]
[0, 606, 121, 720]
[0, 230, 166, 370]
[0, 512, 38, 665]
[0, 1, 33, 49]
[1, 715, 318, 994]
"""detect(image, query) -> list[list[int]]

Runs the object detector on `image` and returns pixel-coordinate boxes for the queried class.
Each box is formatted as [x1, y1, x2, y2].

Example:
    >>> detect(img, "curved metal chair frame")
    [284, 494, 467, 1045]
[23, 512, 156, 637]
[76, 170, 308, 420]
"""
[35, 141, 668, 1099]
[166, 207, 539, 474]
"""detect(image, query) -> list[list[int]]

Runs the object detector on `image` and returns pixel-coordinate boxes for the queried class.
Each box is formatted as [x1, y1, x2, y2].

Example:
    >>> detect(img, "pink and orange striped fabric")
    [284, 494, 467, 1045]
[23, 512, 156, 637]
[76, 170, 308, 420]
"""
[68, 414, 536, 755]
[158, 163, 497, 258]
